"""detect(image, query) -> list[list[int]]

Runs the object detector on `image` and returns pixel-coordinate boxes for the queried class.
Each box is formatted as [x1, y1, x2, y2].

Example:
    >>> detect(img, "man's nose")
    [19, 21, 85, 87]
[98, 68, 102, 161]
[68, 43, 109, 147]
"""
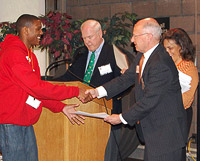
[131, 36, 135, 43]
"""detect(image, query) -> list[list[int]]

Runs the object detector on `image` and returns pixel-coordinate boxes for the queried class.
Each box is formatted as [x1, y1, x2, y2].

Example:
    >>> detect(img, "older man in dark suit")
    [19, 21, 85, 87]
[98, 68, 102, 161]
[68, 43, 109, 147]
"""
[86, 18, 187, 161]
[55, 19, 123, 161]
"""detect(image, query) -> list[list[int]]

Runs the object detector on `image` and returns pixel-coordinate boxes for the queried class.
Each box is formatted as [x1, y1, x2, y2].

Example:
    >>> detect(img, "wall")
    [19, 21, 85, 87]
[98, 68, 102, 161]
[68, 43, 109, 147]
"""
[0, 0, 46, 75]
[64, 0, 200, 65]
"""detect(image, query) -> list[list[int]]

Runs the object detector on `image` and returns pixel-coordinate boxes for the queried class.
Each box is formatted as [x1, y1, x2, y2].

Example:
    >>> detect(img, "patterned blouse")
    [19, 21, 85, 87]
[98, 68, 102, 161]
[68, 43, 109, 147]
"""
[176, 60, 199, 109]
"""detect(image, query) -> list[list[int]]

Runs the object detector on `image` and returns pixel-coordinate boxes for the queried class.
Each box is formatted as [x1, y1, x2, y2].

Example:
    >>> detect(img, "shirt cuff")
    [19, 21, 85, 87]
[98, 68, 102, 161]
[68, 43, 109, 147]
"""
[96, 86, 107, 98]
[119, 114, 128, 124]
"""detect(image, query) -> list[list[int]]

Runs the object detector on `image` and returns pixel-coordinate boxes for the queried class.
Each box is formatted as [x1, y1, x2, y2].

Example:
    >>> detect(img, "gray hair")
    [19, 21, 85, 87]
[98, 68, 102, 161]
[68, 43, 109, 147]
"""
[142, 20, 162, 40]
[81, 19, 101, 32]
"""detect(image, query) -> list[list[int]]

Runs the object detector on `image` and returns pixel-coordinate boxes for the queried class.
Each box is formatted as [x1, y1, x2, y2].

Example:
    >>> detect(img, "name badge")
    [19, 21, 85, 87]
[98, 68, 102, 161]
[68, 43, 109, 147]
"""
[136, 65, 139, 73]
[26, 95, 41, 109]
[98, 64, 112, 76]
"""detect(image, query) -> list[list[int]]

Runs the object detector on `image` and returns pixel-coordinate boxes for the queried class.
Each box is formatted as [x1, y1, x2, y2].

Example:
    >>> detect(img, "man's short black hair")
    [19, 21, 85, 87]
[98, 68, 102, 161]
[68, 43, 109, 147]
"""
[16, 14, 40, 34]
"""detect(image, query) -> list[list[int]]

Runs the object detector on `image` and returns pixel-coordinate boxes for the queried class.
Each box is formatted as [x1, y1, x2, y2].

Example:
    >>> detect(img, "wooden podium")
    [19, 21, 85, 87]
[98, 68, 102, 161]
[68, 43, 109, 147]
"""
[33, 81, 112, 161]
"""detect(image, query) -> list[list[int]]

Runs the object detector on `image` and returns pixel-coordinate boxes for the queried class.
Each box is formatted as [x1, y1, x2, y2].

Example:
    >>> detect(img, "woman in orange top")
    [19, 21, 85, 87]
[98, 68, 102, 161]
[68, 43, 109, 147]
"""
[161, 27, 199, 147]
[161, 28, 199, 160]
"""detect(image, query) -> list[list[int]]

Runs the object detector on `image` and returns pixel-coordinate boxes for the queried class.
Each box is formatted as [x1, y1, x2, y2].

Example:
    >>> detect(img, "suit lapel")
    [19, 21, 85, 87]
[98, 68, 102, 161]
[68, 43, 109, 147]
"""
[136, 53, 144, 85]
[141, 44, 161, 79]
[80, 48, 89, 79]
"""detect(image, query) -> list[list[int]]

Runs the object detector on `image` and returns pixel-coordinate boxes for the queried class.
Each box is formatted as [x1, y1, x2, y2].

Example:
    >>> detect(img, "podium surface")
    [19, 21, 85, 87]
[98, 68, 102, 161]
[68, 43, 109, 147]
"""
[34, 81, 111, 161]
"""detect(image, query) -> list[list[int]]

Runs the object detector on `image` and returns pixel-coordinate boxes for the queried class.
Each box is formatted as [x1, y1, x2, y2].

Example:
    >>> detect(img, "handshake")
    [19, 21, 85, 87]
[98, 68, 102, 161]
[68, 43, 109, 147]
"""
[63, 87, 99, 125]
[78, 88, 99, 103]
[64, 87, 121, 126]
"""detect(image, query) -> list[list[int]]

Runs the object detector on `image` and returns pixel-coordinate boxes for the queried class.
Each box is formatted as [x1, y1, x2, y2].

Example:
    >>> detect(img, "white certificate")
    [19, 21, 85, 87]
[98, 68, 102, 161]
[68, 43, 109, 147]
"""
[72, 111, 109, 119]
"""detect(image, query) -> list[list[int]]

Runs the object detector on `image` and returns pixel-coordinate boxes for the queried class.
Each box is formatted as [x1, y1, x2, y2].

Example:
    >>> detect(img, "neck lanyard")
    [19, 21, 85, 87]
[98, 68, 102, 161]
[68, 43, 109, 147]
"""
[26, 47, 34, 70]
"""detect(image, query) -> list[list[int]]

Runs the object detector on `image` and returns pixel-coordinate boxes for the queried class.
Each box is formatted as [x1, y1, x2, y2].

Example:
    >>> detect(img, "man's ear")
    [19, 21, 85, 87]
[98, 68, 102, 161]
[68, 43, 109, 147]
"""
[21, 26, 28, 35]
[99, 30, 103, 37]
[147, 33, 153, 41]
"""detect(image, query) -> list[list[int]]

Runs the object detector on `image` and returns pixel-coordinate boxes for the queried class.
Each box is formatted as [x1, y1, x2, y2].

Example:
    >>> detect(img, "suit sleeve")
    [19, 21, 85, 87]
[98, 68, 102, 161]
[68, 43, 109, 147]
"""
[103, 62, 136, 99]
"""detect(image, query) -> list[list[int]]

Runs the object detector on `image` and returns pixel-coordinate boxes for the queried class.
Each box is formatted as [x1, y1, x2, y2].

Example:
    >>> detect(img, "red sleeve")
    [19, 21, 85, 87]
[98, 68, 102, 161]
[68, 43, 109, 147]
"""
[42, 99, 65, 113]
[6, 50, 79, 101]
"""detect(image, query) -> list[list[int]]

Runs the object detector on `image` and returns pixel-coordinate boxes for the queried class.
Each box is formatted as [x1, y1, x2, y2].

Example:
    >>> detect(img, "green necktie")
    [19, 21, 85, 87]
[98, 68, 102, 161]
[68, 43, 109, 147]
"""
[83, 51, 95, 84]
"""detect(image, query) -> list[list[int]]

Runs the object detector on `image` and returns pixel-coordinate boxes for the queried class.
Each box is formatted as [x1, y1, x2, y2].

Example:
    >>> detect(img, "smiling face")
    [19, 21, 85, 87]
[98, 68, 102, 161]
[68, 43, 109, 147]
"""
[163, 39, 182, 64]
[26, 20, 43, 47]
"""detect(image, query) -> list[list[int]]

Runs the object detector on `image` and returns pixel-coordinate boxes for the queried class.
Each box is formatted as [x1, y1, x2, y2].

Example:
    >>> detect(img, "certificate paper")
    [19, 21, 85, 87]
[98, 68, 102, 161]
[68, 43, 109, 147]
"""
[72, 111, 109, 119]
[113, 44, 129, 69]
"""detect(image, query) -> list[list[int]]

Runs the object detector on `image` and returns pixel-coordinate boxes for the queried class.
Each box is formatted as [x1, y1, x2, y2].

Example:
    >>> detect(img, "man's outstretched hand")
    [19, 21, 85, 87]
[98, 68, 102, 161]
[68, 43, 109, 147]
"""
[62, 104, 85, 125]
[78, 88, 93, 103]
[85, 89, 99, 98]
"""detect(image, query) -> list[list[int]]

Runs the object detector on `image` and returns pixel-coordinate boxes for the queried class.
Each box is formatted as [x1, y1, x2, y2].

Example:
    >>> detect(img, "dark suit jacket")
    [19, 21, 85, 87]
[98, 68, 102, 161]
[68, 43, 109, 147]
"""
[102, 44, 187, 156]
[55, 43, 122, 123]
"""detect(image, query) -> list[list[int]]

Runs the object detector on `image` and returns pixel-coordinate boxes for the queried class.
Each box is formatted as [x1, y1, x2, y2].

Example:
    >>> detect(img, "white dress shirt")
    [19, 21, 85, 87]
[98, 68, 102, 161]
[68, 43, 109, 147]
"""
[85, 39, 104, 73]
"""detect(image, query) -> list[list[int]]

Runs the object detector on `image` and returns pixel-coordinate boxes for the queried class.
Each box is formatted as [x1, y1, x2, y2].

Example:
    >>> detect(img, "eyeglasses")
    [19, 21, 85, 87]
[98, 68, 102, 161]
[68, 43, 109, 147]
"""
[82, 33, 96, 40]
[132, 33, 149, 38]
[82, 31, 99, 40]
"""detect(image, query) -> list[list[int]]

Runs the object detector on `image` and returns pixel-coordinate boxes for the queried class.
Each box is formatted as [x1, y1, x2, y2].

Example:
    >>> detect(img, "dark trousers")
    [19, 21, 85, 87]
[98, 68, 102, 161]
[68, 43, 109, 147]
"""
[186, 107, 193, 138]
[144, 146, 184, 161]
[181, 107, 193, 161]
[104, 127, 121, 161]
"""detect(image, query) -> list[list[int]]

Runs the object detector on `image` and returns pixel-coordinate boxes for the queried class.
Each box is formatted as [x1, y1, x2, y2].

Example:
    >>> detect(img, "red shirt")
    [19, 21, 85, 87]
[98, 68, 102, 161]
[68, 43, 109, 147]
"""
[0, 35, 79, 126]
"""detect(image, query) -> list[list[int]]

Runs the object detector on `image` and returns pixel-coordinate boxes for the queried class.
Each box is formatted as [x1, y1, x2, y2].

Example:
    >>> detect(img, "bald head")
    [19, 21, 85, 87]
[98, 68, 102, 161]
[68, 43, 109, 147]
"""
[81, 20, 101, 33]
[136, 18, 162, 41]
[131, 18, 162, 53]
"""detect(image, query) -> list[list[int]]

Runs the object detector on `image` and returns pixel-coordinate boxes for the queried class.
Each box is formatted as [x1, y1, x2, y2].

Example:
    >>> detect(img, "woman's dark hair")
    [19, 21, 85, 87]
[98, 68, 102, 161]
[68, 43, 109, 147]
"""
[16, 14, 39, 34]
[161, 28, 195, 62]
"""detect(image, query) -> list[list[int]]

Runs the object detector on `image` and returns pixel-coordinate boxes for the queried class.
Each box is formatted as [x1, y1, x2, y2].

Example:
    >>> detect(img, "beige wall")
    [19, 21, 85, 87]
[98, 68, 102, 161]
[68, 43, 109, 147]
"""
[0, 0, 45, 22]
[0, 0, 47, 76]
